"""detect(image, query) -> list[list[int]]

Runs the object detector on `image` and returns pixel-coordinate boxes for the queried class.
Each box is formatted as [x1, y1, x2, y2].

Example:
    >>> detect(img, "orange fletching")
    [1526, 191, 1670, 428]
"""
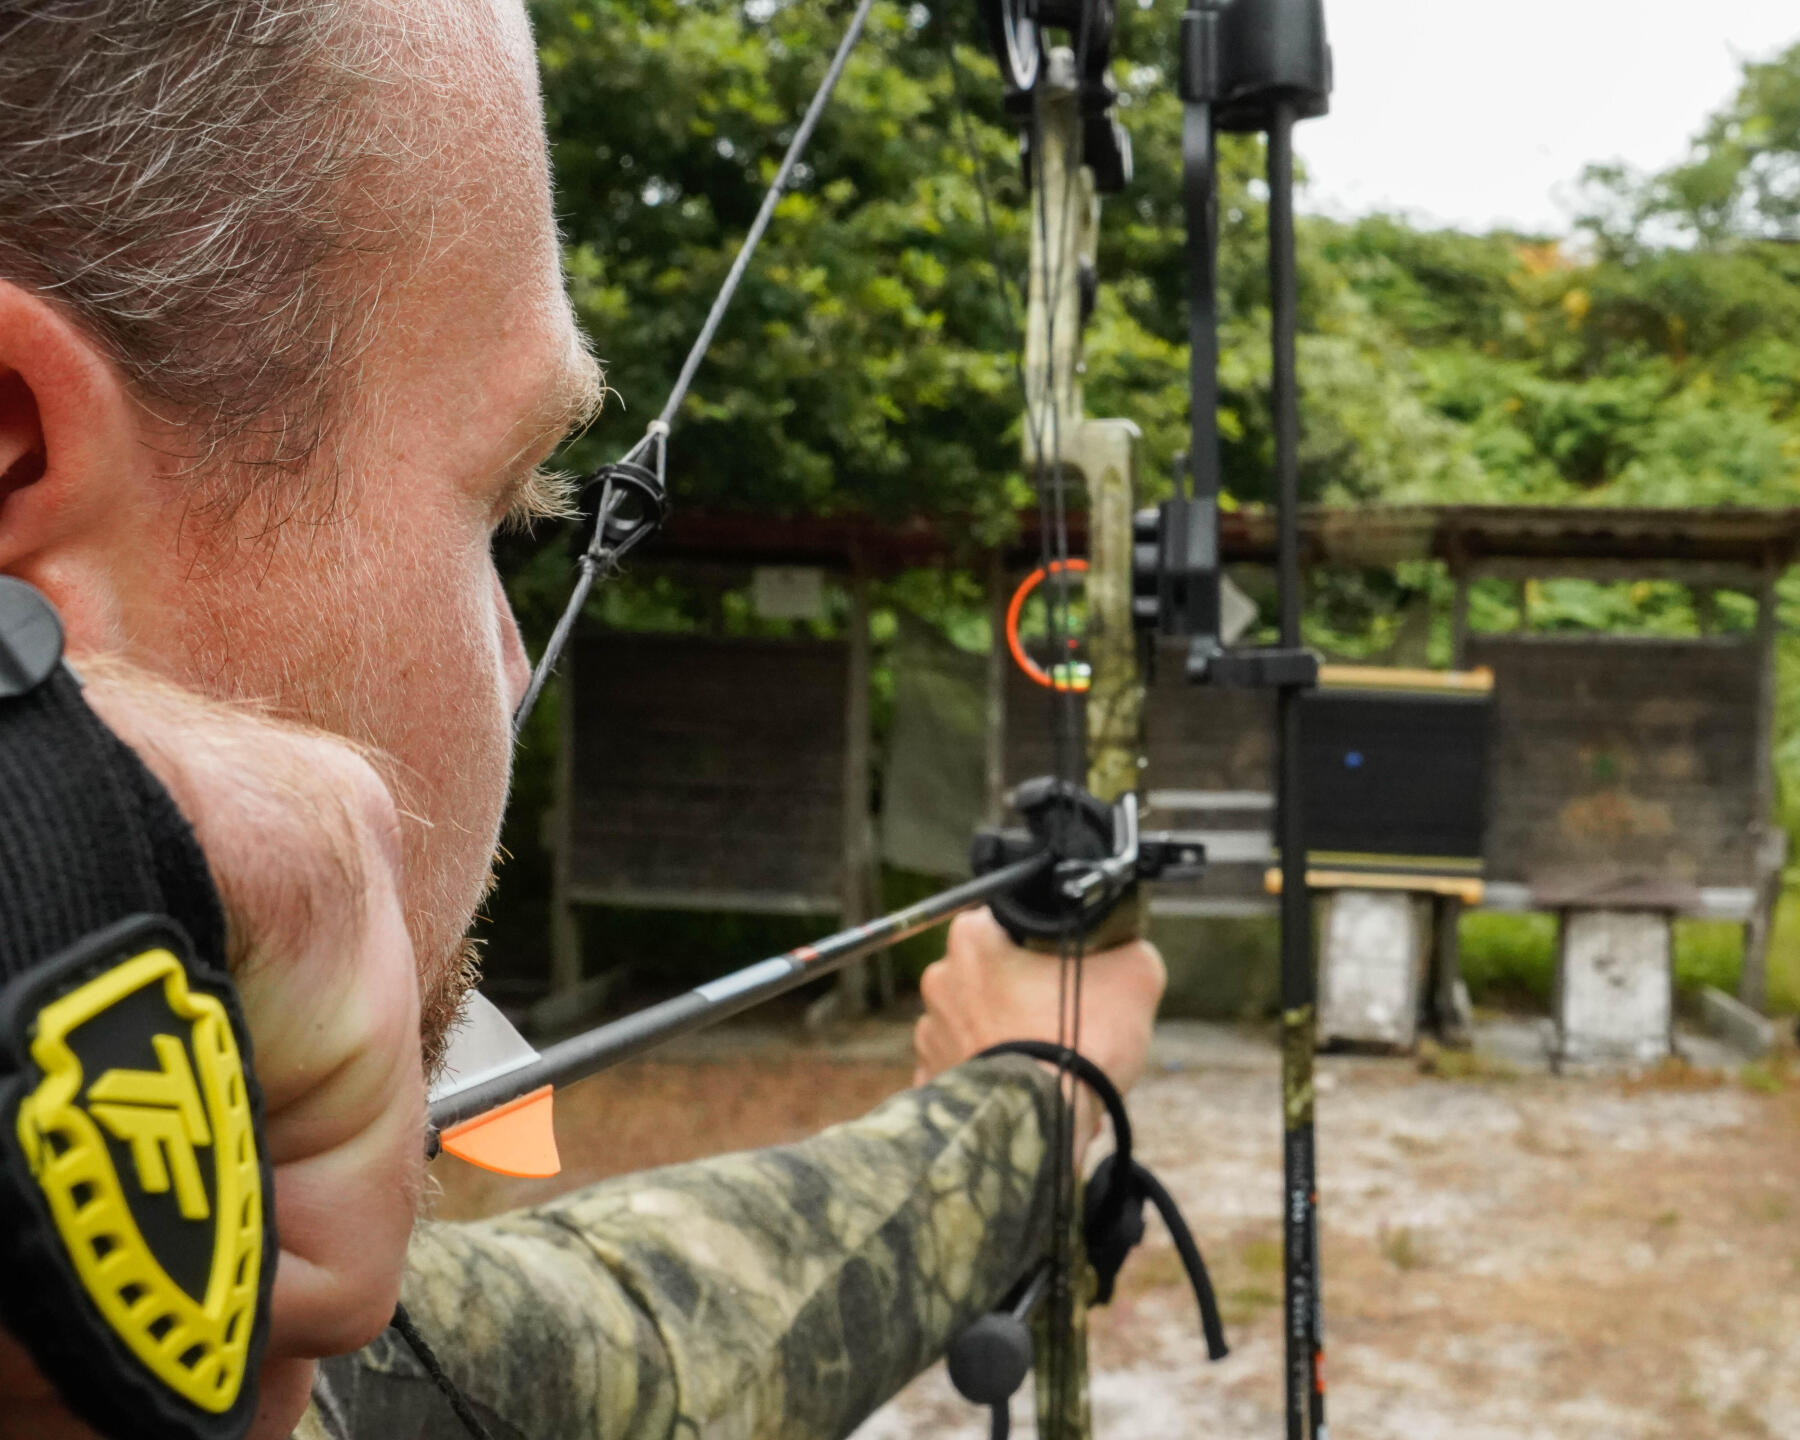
[439, 1084, 561, 1178]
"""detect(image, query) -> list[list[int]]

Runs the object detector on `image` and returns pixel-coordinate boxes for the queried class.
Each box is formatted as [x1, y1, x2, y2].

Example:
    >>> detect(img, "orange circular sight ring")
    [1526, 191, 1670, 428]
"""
[1005, 559, 1090, 691]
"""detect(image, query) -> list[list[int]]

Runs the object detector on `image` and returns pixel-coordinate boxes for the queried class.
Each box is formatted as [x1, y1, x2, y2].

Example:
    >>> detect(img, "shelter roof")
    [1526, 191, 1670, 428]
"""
[1232, 504, 1800, 572]
[647, 504, 1800, 576]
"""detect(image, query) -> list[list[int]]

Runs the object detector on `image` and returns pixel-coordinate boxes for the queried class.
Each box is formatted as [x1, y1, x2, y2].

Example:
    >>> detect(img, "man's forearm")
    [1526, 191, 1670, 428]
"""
[301, 1055, 1058, 1440]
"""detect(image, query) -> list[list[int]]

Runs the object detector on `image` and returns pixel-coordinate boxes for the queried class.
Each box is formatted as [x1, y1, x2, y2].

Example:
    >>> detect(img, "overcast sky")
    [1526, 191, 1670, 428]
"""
[1292, 0, 1799, 234]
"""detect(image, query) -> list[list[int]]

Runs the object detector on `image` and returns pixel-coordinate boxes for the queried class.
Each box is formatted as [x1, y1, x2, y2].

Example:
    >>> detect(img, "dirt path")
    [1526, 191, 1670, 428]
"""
[432, 1029, 1800, 1438]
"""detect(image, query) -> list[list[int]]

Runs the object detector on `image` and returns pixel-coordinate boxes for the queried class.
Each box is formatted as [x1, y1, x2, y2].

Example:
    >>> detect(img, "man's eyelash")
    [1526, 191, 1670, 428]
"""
[500, 465, 580, 535]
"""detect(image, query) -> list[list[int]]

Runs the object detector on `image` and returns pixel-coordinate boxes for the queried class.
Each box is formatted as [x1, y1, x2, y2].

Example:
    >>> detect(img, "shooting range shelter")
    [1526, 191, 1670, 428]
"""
[545, 504, 1800, 1038]
[1126, 505, 1800, 1047]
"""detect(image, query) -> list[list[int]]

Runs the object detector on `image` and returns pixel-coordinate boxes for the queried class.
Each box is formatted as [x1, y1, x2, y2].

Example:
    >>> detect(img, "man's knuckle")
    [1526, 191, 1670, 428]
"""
[319, 747, 400, 839]
[299, 747, 402, 882]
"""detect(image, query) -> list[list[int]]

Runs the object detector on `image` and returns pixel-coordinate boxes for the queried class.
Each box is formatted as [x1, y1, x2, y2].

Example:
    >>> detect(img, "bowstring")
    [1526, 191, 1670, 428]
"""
[513, 0, 882, 737]
[939, 47, 1086, 1426]
[940, 29, 1050, 471]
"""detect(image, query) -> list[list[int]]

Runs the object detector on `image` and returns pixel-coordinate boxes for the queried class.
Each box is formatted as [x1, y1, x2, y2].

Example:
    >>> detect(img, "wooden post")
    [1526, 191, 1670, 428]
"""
[985, 551, 1009, 826]
[1429, 895, 1470, 1046]
[1739, 562, 1783, 1012]
[836, 558, 876, 1018]
[1693, 585, 1717, 635]
[1750, 562, 1780, 854]
[1449, 563, 1472, 668]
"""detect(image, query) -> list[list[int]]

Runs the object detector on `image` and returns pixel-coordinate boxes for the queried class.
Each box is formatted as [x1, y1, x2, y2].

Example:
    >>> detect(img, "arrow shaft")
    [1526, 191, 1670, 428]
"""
[430, 853, 1052, 1132]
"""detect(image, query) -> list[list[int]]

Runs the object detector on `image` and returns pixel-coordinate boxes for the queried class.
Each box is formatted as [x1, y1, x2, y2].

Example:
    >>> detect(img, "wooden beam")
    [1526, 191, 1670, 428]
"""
[1317, 663, 1493, 694]
[1265, 868, 1485, 903]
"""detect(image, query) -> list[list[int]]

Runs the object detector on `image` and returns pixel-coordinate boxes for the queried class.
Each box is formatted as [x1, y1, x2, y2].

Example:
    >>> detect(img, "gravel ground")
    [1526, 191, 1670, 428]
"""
[433, 1019, 1800, 1439]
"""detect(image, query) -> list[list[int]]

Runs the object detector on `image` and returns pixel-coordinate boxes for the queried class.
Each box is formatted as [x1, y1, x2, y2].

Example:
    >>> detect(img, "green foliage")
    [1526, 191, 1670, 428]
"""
[1457, 912, 1758, 1011]
[1458, 911, 1558, 1008]
[525, 0, 1800, 541]
[533, 0, 1035, 540]
[1585, 40, 1800, 246]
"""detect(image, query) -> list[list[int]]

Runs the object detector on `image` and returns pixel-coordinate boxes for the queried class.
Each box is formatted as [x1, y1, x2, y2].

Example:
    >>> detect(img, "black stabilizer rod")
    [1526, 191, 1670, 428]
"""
[1170, 3, 1332, 1437]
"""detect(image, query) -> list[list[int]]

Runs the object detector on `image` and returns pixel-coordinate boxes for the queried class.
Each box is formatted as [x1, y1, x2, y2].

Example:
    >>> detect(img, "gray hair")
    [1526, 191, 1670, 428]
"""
[0, 0, 382, 470]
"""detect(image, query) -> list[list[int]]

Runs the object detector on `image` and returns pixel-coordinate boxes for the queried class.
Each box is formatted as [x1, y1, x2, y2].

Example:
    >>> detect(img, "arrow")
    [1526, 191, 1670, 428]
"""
[427, 853, 1056, 1171]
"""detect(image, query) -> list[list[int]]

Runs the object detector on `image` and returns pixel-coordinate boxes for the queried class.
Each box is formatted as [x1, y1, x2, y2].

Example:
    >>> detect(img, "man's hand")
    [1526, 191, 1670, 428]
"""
[913, 908, 1166, 1160]
[0, 663, 426, 1440]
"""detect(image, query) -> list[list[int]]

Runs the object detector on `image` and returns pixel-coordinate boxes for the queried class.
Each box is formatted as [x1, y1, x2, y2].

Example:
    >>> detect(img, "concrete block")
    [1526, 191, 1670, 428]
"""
[1555, 909, 1672, 1067]
[1319, 889, 1427, 1049]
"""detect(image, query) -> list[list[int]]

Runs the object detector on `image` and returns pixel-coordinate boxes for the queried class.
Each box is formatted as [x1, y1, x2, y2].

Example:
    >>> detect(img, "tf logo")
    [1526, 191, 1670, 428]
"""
[9, 933, 265, 1417]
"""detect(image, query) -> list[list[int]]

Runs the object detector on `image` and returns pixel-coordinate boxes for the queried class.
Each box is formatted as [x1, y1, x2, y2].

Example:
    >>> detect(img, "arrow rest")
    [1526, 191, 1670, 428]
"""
[970, 779, 1206, 947]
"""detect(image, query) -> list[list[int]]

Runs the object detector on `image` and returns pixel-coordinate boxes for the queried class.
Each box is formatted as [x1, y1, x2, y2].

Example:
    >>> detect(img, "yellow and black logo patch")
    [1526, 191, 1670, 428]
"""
[13, 940, 264, 1415]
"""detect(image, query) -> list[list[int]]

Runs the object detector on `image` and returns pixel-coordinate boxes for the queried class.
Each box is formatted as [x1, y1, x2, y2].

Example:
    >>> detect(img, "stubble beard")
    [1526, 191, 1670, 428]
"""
[416, 859, 500, 1079]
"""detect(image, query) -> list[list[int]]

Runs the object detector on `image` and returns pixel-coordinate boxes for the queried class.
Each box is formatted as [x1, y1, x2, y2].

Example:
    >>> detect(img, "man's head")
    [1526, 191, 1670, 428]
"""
[0, 0, 601, 1052]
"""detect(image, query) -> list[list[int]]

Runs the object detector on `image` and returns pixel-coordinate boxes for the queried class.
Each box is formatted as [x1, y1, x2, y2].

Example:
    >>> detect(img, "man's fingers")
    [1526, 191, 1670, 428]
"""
[85, 670, 405, 980]
[249, 1359, 319, 1440]
[75, 662, 428, 1407]
[915, 907, 1165, 1103]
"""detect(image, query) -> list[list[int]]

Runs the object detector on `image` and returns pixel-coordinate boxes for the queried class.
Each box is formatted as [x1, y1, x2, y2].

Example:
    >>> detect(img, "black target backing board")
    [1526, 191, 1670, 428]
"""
[1297, 679, 1492, 872]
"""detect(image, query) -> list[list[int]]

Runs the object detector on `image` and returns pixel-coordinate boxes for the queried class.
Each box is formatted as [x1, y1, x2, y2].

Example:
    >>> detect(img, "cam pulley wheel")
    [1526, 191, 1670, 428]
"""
[978, 0, 1041, 93]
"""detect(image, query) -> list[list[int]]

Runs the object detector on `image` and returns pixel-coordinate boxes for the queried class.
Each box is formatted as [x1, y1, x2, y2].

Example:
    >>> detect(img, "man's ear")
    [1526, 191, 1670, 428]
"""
[0, 280, 156, 647]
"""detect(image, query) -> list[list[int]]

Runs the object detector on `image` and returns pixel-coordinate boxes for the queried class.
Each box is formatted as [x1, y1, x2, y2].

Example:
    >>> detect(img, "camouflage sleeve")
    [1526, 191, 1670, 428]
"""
[297, 1054, 1058, 1440]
